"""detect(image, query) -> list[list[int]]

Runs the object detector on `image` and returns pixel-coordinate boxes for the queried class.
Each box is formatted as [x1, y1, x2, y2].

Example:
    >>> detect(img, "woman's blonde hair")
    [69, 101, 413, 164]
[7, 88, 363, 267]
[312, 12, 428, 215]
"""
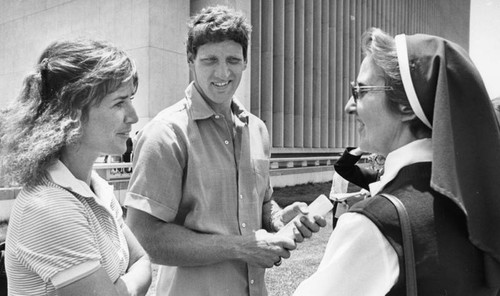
[0, 39, 138, 186]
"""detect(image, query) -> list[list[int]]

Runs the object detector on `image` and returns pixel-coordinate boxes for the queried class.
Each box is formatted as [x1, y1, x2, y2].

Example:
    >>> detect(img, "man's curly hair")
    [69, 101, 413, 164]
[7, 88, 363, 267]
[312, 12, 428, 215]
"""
[186, 5, 252, 63]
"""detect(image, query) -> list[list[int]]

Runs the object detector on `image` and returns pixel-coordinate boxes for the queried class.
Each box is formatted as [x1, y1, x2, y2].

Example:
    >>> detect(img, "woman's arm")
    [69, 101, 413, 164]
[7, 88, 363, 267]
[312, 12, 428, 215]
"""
[294, 213, 399, 296]
[56, 225, 151, 296]
[334, 147, 379, 190]
[57, 225, 151, 296]
[57, 267, 120, 296]
[115, 224, 152, 296]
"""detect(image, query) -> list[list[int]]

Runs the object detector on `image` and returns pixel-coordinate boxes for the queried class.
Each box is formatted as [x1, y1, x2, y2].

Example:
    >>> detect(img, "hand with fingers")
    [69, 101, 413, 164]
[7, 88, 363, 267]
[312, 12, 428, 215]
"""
[237, 229, 296, 268]
[275, 196, 330, 242]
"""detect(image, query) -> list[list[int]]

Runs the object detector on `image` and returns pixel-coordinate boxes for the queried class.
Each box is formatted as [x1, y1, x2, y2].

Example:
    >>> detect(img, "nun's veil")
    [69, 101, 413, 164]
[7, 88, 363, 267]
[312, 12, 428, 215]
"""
[395, 33, 500, 287]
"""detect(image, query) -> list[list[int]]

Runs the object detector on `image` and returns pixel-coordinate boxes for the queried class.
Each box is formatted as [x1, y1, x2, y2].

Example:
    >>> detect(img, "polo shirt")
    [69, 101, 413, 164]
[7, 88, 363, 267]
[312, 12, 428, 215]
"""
[5, 160, 129, 295]
[125, 82, 273, 296]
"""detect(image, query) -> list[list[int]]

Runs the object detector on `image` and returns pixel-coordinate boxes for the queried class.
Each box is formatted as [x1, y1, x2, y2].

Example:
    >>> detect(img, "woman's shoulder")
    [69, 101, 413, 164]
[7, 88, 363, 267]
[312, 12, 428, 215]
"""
[15, 180, 85, 217]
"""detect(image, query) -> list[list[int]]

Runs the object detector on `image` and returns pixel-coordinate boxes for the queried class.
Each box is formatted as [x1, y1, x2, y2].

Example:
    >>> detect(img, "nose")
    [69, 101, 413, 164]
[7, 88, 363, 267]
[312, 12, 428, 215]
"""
[214, 62, 230, 78]
[125, 102, 139, 124]
[344, 96, 357, 114]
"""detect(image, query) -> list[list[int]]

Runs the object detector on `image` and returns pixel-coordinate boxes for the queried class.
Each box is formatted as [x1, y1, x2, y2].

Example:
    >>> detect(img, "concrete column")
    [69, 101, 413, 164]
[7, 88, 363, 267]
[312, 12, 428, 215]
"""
[303, 0, 313, 148]
[272, 0, 285, 148]
[293, 0, 305, 148]
[320, 0, 330, 148]
[283, 0, 295, 148]
[261, 0, 274, 140]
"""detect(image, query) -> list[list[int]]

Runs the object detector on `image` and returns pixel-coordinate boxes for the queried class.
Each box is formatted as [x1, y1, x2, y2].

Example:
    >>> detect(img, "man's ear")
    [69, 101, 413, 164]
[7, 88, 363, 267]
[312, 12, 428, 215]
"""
[399, 105, 416, 122]
[187, 52, 195, 64]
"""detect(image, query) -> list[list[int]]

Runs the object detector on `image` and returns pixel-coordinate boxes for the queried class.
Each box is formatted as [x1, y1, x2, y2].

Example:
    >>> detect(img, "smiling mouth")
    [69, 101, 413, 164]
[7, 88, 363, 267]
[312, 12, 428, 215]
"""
[212, 81, 230, 87]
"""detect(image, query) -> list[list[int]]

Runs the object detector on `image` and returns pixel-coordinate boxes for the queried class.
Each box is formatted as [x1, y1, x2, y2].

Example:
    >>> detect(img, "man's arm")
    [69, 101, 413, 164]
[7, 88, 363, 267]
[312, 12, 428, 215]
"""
[126, 208, 296, 268]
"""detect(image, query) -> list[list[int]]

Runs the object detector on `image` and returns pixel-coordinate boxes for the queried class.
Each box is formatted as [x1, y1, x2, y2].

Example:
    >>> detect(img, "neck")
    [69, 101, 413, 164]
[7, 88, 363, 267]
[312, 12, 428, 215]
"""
[382, 126, 420, 157]
[193, 82, 232, 117]
[60, 145, 97, 185]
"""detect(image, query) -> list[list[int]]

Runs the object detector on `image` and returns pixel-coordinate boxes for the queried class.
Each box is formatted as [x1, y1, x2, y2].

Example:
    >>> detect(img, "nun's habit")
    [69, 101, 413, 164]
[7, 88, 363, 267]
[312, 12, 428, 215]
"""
[396, 33, 500, 288]
[295, 32, 500, 296]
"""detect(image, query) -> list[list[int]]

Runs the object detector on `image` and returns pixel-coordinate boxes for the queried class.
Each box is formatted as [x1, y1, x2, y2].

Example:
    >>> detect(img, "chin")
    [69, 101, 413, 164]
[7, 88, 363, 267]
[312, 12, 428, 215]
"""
[105, 145, 126, 156]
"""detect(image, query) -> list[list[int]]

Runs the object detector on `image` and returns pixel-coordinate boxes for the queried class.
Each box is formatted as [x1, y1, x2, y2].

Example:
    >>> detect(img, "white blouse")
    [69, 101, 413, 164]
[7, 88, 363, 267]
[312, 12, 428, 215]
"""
[294, 139, 432, 296]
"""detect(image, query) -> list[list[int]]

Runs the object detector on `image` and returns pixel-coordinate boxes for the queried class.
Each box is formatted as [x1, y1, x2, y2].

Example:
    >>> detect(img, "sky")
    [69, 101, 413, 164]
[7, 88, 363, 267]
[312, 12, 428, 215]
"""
[470, 0, 500, 100]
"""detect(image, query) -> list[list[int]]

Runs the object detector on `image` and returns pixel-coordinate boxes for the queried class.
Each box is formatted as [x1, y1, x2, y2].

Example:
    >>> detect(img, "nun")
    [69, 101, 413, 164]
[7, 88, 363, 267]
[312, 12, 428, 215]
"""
[294, 27, 500, 296]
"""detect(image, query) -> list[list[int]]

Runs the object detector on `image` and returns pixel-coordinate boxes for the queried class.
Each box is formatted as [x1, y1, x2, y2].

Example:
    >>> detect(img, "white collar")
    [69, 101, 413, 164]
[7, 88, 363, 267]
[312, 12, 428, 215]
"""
[47, 160, 112, 200]
[369, 138, 433, 196]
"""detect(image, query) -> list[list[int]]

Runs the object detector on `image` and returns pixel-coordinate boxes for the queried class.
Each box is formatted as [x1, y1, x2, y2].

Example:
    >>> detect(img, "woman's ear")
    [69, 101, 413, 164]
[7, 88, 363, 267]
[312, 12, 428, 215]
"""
[399, 105, 416, 122]
[72, 109, 82, 122]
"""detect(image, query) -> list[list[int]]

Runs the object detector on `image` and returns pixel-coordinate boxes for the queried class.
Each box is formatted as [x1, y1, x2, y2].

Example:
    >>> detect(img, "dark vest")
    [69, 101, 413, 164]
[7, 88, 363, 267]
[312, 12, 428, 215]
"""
[350, 162, 498, 296]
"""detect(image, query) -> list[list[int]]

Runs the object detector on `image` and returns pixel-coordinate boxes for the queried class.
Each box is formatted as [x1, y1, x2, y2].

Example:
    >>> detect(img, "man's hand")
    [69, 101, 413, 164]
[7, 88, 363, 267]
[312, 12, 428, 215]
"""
[237, 229, 296, 268]
[276, 202, 328, 242]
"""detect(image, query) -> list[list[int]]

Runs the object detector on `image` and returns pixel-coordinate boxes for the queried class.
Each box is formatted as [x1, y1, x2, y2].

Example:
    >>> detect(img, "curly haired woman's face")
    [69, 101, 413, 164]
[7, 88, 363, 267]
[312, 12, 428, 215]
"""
[79, 80, 138, 156]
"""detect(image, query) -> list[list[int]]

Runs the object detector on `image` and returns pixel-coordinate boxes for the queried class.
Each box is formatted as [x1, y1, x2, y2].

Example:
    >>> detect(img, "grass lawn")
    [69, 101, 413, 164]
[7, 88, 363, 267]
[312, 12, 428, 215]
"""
[265, 181, 335, 296]
[265, 213, 334, 296]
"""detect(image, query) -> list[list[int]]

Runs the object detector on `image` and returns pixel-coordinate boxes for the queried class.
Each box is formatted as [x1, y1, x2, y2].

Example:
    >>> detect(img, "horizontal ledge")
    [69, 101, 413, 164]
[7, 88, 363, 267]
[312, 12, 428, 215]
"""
[270, 165, 334, 176]
[271, 156, 339, 162]
[93, 163, 133, 169]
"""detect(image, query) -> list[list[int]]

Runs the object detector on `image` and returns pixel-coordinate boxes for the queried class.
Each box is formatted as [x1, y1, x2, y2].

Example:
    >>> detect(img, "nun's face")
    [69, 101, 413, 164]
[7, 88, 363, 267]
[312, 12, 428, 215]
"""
[344, 55, 405, 156]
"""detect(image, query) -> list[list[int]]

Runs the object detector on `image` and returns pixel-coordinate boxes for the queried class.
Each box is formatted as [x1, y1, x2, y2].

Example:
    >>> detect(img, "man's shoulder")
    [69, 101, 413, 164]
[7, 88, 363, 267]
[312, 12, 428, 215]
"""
[153, 98, 190, 123]
[141, 99, 193, 136]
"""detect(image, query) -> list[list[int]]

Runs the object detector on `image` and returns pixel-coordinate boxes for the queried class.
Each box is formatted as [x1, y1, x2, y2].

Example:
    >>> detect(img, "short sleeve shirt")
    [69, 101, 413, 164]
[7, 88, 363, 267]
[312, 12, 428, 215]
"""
[125, 82, 273, 296]
[5, 160, 129, 295]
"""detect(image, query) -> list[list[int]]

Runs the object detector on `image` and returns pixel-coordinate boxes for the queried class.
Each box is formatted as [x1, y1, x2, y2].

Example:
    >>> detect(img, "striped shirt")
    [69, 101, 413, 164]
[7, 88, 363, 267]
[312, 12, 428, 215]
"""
[5, 160, 129, 295]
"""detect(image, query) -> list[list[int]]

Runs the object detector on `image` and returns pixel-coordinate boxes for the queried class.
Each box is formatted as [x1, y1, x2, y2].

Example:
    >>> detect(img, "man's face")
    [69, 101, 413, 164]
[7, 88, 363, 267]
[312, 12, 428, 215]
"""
[189, 40, 247, 109]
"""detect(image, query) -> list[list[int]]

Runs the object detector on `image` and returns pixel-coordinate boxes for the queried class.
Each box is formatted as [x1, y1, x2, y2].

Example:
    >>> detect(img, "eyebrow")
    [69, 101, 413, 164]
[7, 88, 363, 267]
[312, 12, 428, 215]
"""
[113, 94, 133, 101]
[199, 54, 217, 59]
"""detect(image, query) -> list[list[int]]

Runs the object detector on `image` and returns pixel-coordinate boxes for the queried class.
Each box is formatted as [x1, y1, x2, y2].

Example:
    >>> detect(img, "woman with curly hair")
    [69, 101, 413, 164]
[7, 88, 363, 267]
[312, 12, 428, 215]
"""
[1, 39, 151, 295]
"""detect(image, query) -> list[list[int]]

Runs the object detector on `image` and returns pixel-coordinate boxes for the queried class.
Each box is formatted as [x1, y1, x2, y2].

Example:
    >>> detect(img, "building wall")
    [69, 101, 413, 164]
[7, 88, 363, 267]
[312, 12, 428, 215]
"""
[0, 0, 191, 134]
[0, 0, 472, 189]
[249, 0, 471, 154]
[0, 0, 471, 144]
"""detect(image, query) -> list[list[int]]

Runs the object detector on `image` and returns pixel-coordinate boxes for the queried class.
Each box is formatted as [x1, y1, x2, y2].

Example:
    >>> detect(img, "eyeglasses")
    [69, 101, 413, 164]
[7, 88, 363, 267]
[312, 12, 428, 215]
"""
[350, 81, 393, 102]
